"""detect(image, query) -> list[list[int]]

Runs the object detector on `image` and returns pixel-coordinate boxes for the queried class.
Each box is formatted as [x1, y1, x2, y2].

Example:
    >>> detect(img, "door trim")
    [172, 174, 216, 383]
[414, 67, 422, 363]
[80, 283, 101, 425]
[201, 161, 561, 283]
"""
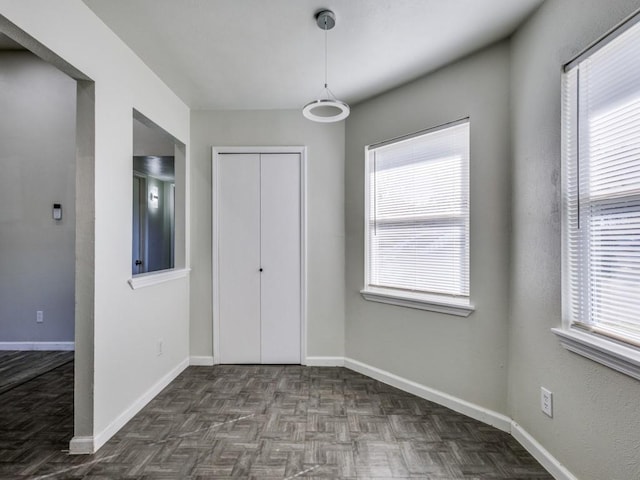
[211, 146, 307, 365]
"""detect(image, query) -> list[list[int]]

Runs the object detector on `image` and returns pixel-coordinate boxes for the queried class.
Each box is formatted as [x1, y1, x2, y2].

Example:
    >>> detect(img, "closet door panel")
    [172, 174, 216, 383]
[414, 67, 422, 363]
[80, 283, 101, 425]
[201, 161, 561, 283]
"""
[218, 154, 261, 363]
[260, 153, 301, 363]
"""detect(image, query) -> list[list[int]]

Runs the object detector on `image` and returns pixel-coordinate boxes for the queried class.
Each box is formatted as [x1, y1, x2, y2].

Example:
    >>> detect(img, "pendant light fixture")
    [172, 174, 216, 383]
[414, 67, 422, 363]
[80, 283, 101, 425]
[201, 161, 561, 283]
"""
[302, 9, 350, 123]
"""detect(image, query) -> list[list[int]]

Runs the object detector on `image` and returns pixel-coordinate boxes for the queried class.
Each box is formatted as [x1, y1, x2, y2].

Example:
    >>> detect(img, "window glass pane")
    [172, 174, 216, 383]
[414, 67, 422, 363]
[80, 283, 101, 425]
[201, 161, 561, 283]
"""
[366, 121, 469, 298]
[564, 18, 640, 345]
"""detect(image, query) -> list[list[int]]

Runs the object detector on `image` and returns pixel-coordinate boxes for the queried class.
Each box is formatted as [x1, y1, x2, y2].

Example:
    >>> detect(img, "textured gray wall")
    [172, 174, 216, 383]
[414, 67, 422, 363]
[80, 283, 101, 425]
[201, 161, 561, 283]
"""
[509, 1, 640, 479]
[0, 51, 76, 343]
[189, 109, 345, 360]
[345, 42, 512, 413]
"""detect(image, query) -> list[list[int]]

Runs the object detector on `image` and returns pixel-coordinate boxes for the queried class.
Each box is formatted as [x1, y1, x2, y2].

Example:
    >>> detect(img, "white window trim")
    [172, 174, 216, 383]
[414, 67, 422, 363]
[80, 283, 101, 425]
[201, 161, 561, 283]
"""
[557, 10, 640, 380]
[128, 267, 190, 290]
[360, 287, 474, 317]
[361, 119, 472, 316]
[552, 327, 640, 381]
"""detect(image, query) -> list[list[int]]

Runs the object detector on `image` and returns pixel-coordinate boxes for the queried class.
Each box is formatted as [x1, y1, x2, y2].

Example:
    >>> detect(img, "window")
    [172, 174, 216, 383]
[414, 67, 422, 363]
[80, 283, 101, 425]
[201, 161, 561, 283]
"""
[556, 14, 640, 379]
[361, 119, 473, 316]
[129, 110, 188, 289]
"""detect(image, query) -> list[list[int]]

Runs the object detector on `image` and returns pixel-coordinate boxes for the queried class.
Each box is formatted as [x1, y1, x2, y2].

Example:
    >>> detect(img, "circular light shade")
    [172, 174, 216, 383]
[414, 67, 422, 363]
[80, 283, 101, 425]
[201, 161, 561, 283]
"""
[302, 98, 350, 123]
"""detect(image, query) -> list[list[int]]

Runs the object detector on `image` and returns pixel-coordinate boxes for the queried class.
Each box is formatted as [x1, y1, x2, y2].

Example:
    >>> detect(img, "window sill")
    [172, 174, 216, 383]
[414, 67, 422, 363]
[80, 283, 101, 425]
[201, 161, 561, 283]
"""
[128, 268, 190, 290]
[360, 288, 474, 317]
[552, 327, 640, 381]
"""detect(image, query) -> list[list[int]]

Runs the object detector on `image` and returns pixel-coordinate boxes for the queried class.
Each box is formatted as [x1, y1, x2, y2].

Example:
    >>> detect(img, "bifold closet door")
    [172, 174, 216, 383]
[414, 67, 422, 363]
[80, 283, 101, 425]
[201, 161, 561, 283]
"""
[218, 154, 261, 363]
[218, 152, 301, 364]
[260, 154, 300, 364]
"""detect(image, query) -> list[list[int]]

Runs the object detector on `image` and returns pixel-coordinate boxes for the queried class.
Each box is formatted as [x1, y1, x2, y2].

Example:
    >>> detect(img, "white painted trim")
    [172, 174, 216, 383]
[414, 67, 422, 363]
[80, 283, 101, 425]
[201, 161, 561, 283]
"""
[212, 152, 221, 364]
[343, 357, 577, 479]
[343, 357, 511, 432]
[552, 327, 640, 381]
[360, 288, 475, 317]
[511, 422, 578, 480]
[0, 342, 75, 351]
[300, 151, 308, 366]
[69, 355, 575, 479]
[128, 267, 190, 290]
[305, 356, 345, 367]
[190, 355, 214, 366]
[69, 436, 94, 455]
[92, 358, 189, 452]
[211, 146, 308, 366]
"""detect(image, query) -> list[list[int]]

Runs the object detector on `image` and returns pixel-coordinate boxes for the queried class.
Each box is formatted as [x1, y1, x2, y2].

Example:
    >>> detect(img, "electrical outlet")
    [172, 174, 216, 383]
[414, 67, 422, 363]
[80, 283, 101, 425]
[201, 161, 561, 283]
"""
[36, 311, 44, 323]
[541, 387, 553, 417]
[157, 339, 163, 356]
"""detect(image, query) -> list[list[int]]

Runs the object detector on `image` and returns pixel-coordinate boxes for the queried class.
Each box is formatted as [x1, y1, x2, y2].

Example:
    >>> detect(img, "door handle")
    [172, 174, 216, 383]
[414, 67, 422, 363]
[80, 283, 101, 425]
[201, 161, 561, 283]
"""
[259, 268, 263, 272]
[135, 260, 143, 266]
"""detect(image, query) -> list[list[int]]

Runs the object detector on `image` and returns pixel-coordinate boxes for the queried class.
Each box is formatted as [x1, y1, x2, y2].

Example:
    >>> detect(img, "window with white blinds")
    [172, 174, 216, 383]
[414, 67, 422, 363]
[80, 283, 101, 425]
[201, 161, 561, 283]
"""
[363, 120, 470, 311]
[563, 16, 640, 349]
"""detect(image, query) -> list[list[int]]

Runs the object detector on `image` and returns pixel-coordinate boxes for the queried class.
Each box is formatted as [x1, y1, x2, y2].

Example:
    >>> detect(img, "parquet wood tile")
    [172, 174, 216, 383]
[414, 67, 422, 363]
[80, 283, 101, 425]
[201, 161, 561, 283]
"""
[0, 351, 73, 394]
[0, 363, 553, 479]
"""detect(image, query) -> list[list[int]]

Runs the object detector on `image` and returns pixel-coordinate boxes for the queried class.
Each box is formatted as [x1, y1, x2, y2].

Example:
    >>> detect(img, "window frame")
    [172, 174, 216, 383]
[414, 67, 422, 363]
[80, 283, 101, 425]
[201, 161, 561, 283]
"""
[361, 119, 474, 317]
[555, 12, 640, 380]
[128, 109, 190, 289]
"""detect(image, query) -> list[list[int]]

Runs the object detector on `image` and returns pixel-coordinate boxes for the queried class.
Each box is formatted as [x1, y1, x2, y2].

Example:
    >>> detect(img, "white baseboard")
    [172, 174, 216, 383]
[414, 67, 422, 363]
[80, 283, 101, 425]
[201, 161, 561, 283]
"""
[0, 341, 75, 351]
[511, 422, 577, 480]
[70, 354, 576, 479]
[69, 436, 94, 455]
[305, 356, 345, 367]
[344, 357, 511, 432]
[342, 357, 576, 479]
[89, 357, 189, 452]
[190, 355, 214, 366]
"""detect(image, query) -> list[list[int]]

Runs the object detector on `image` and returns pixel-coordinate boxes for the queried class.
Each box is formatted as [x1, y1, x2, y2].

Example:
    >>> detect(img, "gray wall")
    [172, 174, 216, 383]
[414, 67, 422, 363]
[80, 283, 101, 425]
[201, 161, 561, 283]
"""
[190, 109, 345, 359]
[509, 1, 640, 479]
[345, 42, 512, 413]
[145, 176, 174, 272]
[0, 51, 76, 343]
[133, 116, 175, 156]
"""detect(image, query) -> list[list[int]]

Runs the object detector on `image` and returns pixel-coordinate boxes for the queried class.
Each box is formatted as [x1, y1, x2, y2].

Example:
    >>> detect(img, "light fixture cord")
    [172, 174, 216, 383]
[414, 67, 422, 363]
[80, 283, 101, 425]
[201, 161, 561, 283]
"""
[324, 16, 328, 90]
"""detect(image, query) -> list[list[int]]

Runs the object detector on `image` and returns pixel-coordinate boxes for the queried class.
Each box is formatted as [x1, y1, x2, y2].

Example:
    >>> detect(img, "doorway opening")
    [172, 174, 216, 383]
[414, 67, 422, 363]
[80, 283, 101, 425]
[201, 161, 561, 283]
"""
[0, 15, 95, 457]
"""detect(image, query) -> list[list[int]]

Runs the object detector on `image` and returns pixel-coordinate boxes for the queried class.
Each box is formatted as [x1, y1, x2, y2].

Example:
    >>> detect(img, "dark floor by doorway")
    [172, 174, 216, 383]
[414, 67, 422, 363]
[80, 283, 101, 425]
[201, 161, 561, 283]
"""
[0, 351, 74, 395]
[0, 356, 74, 479]
[0, 363, 552, 479]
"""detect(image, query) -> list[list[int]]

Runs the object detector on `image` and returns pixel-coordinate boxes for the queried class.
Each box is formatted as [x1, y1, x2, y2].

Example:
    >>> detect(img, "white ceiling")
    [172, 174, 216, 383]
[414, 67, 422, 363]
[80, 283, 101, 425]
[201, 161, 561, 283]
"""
[83, 0, 543, 110]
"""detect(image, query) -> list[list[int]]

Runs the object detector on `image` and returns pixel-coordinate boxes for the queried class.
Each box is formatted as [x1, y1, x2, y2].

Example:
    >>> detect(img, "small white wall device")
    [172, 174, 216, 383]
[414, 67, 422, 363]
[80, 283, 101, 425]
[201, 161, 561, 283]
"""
[53, 203, 62, 221]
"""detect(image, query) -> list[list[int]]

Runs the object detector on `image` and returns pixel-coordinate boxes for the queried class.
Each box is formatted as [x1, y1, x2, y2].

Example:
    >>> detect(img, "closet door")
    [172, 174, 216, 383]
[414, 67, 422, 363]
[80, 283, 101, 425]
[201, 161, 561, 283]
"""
[218, 154, 261, 363]
[260, 154, 301, 363]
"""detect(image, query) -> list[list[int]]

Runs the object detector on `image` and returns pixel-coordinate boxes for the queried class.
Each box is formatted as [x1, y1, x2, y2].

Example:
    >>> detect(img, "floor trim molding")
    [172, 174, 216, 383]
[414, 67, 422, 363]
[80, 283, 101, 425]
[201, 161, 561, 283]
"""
[511, 422, 577, 480]
[89, 357, 189, 453]
[0, 341, 75, 351]
[343, 356, 576, 480]
[72, 354, 576, 479]
[69, 436, 94, 455]
[343, 357, 512, 432]
[305, 356, 345, 366]
[190, 356, 214, 366]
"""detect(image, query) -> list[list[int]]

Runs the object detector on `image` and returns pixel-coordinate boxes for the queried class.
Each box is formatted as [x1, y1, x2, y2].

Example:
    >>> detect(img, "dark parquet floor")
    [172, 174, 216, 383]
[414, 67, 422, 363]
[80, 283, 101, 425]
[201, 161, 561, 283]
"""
[0, 351, 74, 394]
[0, 363, 553, 479]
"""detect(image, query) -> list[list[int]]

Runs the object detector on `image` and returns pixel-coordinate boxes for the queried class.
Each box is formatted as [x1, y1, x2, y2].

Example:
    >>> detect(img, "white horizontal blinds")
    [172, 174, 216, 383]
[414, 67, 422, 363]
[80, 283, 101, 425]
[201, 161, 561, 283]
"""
[565, 20, 640, 346]
[368, 122, 469, 297]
